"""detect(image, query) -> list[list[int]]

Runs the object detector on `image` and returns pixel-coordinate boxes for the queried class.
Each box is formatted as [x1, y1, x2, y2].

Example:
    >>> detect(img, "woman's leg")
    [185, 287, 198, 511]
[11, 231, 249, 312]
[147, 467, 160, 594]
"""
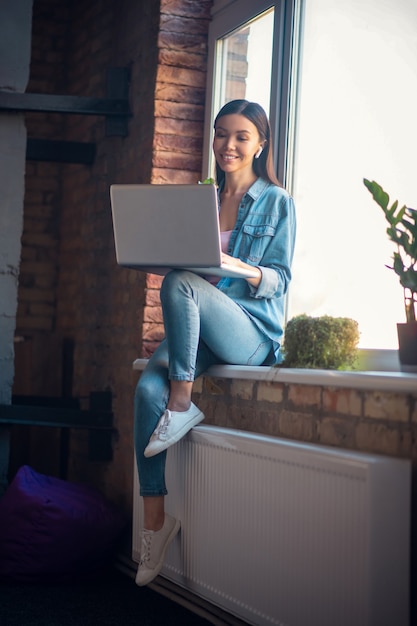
[161, 270, 272, 376]
[134, 332, 220, 513]
[143, 270, 272, 458]
[134, 271, 271, 584]
[134, 341, 170, 501]
[134, 342, 183, 586]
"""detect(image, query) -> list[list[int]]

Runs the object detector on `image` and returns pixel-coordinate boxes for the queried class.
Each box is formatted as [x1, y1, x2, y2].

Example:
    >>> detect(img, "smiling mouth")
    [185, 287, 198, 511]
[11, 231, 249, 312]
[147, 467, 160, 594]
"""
[221, 154, 238, 162]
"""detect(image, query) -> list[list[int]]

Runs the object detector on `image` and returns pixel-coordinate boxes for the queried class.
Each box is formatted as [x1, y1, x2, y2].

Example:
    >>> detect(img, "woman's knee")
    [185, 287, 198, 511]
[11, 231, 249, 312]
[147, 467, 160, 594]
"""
[135, 373, 166, 412]
[160, 269, 199, 304]
[134, 376, 152, 407]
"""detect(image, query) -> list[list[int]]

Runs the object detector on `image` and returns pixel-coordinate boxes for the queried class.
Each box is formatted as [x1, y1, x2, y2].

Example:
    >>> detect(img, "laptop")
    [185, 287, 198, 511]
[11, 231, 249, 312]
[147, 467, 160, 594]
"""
[110, 183, 259, 279]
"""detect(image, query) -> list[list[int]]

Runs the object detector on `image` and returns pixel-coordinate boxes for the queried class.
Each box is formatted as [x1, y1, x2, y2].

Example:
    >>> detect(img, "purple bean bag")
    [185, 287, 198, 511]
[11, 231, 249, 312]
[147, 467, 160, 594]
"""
[0, 465, 126, 582]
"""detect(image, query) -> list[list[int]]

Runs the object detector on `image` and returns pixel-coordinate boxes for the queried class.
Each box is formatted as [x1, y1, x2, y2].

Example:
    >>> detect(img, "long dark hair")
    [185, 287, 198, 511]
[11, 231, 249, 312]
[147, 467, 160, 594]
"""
[213, 99, 282, 188]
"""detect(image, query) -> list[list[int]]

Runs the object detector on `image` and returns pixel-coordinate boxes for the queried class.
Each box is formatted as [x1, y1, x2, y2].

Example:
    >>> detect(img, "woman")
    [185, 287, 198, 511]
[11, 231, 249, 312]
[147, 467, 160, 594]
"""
[134, 99, 296, 586]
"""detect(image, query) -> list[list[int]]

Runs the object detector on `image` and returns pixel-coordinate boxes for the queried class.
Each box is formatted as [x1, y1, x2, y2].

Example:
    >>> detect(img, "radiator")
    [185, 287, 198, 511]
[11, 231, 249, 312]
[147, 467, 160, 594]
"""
[132, 426, 410, 626]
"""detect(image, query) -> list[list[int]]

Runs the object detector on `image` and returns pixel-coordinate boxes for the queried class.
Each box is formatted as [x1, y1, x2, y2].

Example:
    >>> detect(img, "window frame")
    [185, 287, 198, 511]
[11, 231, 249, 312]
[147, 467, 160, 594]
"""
[202, 0, 406, 372]
[202, 0, 300, 188]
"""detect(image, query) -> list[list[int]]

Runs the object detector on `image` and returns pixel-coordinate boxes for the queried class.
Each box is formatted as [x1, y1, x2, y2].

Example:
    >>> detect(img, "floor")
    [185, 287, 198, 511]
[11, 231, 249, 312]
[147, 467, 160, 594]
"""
[0, 567, 212, 626]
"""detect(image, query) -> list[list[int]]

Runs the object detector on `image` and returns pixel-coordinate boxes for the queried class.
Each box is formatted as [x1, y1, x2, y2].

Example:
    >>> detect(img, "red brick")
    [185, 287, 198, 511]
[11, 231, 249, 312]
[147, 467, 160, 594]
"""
[288, 384, 321, 408]
[161, 0, 212, 20]
[158, 31, 208, 54]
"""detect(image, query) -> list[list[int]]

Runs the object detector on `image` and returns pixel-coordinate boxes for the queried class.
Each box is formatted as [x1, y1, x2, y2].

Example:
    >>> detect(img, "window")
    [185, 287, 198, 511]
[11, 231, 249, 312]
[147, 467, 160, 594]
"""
[288, 0, 417, 349]
[213, 8, 274, 118]
[202, 0, 297, 182]
[205, 0, 417, 356]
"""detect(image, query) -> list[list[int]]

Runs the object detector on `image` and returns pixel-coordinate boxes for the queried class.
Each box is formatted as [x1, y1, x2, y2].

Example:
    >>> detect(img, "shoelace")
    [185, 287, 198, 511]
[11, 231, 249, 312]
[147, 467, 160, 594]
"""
[155, 410, 171, 441]
[139, 529, 153, 566]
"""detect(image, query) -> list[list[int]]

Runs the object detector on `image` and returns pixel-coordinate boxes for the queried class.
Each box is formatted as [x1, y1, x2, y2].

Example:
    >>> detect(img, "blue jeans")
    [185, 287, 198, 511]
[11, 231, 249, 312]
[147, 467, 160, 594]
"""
[134, 270, 272, 496]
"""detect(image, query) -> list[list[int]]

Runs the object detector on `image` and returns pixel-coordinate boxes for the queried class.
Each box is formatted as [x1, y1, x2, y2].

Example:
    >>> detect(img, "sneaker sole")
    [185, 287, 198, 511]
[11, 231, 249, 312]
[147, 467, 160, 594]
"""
[135, 518, 181, 586]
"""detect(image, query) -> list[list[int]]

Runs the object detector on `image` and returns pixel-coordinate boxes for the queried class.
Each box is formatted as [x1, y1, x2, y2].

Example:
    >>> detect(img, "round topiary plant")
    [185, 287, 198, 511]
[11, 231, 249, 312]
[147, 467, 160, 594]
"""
[282, 314, 360, 370]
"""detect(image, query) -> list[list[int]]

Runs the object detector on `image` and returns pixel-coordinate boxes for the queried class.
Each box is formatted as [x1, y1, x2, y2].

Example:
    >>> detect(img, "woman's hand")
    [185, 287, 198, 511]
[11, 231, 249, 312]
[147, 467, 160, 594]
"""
[221, 253, 262, 288]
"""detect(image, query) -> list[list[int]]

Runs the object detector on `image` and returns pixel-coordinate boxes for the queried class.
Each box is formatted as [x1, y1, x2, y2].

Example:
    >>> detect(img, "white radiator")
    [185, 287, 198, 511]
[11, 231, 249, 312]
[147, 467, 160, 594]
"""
[132, 426, 410, 626]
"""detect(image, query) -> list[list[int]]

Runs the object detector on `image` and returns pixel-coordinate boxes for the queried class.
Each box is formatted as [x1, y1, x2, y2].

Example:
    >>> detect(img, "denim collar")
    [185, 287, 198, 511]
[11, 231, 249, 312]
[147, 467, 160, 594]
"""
[245, 177, 269, 201]
[218, 177, 269, 203]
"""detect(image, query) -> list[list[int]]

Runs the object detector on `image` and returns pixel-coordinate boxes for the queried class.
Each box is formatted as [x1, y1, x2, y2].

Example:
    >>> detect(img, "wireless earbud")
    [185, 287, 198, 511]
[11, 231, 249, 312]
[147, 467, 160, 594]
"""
[255, 147, 263, 159]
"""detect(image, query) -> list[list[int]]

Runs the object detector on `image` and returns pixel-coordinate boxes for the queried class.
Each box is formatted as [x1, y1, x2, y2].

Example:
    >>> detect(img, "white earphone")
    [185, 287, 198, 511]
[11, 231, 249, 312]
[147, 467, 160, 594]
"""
[255, 147, 263, 159]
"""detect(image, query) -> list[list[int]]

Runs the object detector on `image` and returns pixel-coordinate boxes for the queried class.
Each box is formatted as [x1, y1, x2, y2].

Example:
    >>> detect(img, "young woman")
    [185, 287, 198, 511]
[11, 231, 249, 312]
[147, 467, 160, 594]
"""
[134, 99, 296, 586]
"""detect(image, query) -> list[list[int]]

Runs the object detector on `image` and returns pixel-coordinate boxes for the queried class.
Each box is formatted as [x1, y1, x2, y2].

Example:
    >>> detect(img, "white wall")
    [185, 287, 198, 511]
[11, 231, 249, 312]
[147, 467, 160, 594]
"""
[0, 0, 33, 492]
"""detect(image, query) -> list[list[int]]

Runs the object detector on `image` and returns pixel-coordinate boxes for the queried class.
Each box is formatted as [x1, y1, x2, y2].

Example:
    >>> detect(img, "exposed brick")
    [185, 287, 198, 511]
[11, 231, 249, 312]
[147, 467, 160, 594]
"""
[18, 287, 55, 303]
[161, 0, 212, 20]
[141, 341, 161, 358]
[16, 315, 53, 331]
[154, 100, 205, 121]
[355, 421, 401, 456]
[256, 381, 284, 404]
[29, 303, 55, 317]
[146, 274, 164, 289]
[154, 132, 202, 153]
[154, 82, 206, 105]
[322, 387, 362, 417]
[143, 305, 163, 323]
[228, 403, 261, 432]
[158, 49, 207, 71]
[230, 379, 254, 401]
[155, 116, 204, 137]
[278, 409, 314, 442]
[257, 409, 282, 437]
[192, 376, 203, 393]
[156, 65, 206, 88]
[158, 31, 208, 54]
[364, 391, 410, 422]
[203, 376, 229, 397]
[153, 150, 201, 171]
[151, 168, 200, 184]
[142, 323, 165, 343]
[160, 14, 210, 36]
[318, 416, 356, 448]
[288, 384, 321, 408]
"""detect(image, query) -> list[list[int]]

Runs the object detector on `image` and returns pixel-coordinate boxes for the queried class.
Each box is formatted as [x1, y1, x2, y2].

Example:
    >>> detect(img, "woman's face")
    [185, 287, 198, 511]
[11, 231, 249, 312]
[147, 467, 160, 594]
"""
[213, 113, 263, 176]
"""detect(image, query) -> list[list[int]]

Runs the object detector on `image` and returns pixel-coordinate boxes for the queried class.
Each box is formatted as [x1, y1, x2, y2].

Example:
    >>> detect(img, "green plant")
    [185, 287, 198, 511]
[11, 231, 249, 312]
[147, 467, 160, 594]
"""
[363, 179, 417, 322]
[282, 314, 360, 370]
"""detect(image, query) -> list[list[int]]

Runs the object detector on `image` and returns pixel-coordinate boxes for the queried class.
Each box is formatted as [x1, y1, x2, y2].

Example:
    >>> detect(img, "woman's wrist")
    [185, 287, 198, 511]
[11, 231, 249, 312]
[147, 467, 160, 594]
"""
[246, 266, 262, 288]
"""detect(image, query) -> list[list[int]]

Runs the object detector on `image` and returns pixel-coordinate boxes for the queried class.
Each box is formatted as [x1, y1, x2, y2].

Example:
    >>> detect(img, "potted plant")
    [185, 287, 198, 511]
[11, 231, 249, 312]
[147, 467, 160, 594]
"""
[363, 179, 417, 366]
[282, 314, 360, 370]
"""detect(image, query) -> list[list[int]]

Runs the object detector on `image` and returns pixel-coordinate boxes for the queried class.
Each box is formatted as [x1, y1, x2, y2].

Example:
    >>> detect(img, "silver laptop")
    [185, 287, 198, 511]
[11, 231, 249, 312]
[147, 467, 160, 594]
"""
[110, 183, 259, 279]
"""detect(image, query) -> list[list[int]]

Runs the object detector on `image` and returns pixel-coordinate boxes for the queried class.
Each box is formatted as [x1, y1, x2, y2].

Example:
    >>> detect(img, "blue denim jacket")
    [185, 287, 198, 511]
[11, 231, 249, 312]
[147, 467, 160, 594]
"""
[216, 177, 296, 364]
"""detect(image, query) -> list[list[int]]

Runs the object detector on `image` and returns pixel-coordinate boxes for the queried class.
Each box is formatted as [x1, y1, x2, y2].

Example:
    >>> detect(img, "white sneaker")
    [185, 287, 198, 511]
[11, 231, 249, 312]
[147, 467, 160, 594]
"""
[144, 402, 205, 458]
[135, 513, 180, 587]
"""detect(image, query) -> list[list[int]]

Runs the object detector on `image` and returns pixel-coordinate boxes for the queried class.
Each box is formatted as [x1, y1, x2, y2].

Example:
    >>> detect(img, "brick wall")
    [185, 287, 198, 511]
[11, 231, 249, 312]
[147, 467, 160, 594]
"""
[12, 0, 212, 512]
[141, 0, 212, 357]
[16, 0, 69, 366]
[192, 375, 417, 461]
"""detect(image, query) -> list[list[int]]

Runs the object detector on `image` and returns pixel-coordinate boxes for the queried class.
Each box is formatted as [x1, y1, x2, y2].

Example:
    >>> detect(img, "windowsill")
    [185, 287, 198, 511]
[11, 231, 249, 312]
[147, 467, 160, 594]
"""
[133, 352, 417, 394]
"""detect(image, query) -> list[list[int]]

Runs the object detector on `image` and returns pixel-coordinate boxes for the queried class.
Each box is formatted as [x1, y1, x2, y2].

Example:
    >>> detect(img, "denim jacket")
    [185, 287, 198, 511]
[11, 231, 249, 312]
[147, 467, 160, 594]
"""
[216, 177, 296, 364]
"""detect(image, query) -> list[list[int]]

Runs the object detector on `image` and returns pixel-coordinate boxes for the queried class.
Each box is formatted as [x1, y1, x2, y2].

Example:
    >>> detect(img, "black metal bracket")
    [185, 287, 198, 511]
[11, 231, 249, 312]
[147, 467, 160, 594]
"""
[26, 139, 96, 164]
[0, 390, 115, 477]
[0, 91, 130, 117]
[0, 67, 131, 163]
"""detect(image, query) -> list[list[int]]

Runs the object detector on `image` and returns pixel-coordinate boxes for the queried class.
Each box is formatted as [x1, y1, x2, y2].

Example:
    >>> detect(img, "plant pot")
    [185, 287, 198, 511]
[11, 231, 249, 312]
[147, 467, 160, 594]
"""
[397, 322, 417, 366]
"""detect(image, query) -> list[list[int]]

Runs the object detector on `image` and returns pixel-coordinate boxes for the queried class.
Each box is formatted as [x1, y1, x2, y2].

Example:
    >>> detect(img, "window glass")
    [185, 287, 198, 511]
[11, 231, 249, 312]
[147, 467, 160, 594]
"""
[214, 9, 274, 118]
[287, 0, 417, 349]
